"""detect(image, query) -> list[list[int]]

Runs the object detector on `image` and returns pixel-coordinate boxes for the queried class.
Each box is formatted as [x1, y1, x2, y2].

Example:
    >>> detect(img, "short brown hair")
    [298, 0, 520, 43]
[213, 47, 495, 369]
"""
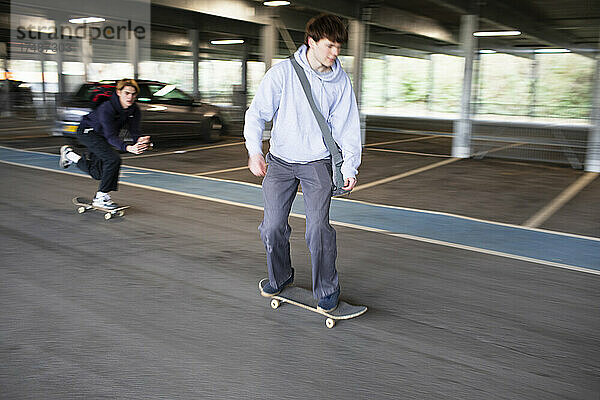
[116, 78, 139, 93]
[304, 14, 348, 46]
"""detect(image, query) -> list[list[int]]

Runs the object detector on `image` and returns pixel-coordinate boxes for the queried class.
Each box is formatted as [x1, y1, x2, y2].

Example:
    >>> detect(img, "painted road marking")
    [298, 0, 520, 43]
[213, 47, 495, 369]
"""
[524, 172, 598, 228]
[0, 125, 50, 132]
[1, 146, 598, 275]
[122, 141, 245, 159]
[364, 135, 442, 147]
[195, 165, 249, 175]
[352, 157, 460, 192]
[364, 148, 452, 157]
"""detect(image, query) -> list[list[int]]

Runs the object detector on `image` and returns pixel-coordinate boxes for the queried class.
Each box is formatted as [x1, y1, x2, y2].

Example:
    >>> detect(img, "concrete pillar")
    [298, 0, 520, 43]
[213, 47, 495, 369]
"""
[261, 19, 276, 71]
[452, 14, 478, 158]
[127, 34, 139, 79]
[472, 52, 481, 115]
[241, 42, 248, 109]
[529, 54, 539, 118]
[586, 49, 600, 172]
[427, 54, 434, 112]
[81, 31, 92, 82]
[349, 18, 368, 145]
[190, 29, 199, 99]
[349, 19, 366, 108]
[55, 40, 65, 96]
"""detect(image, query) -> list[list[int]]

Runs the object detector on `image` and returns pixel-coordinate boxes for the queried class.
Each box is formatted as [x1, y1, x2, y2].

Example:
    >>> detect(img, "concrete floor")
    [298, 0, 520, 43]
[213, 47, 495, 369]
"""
[0, 119, 599, 399]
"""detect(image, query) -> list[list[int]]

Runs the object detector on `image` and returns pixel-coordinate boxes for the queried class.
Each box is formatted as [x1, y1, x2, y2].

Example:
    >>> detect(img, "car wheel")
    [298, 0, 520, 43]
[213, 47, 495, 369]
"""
[204, 117, 223, 143]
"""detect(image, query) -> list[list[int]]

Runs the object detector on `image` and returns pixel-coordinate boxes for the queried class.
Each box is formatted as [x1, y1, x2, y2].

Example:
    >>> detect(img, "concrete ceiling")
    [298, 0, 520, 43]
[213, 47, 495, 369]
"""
[1, 0, 598, 61]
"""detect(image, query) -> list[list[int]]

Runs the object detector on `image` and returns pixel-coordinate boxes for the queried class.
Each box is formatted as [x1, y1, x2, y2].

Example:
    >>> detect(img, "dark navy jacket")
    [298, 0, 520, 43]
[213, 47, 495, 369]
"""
[79, 93, 141, 152]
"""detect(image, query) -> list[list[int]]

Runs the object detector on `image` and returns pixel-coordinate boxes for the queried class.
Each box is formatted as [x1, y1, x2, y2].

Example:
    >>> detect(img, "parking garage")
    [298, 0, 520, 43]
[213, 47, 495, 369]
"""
[1, 1, 599, 398]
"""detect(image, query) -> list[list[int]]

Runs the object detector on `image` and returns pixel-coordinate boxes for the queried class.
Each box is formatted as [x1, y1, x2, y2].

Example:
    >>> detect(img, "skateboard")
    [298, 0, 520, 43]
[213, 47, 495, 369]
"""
[259, 278, 367, 328]
[72, 197, 130, 220]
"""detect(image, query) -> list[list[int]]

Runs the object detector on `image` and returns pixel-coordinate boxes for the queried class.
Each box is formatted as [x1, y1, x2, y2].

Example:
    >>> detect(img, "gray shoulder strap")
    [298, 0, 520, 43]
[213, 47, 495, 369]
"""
[289, 56, 343, 165]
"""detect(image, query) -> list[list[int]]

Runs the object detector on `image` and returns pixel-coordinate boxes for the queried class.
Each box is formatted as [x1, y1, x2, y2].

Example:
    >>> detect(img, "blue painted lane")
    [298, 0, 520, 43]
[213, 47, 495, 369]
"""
[1, 146, 598, 272]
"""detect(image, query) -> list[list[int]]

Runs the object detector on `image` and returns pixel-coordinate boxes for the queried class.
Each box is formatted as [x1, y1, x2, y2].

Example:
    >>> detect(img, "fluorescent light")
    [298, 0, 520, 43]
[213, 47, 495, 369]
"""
[473, 30, 521, 37]
[479, 50, 497, 54]
[210, 39, 245, 45]
[264, 1, 290, 6]
[534, 48, 571, 53]
[69, 17, 106, 24]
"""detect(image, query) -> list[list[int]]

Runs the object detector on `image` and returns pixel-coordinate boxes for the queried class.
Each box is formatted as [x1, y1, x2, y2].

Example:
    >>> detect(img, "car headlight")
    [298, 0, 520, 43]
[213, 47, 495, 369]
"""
[70, 109, 90, 116]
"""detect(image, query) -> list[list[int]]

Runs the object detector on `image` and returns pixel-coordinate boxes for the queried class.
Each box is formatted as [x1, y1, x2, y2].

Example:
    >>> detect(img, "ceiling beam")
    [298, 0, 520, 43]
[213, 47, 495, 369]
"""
[369, 5, 456, 43]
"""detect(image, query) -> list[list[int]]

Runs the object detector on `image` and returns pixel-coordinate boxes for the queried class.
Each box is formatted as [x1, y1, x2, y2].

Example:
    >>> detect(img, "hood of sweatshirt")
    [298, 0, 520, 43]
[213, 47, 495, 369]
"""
[293, 44, 344, 84]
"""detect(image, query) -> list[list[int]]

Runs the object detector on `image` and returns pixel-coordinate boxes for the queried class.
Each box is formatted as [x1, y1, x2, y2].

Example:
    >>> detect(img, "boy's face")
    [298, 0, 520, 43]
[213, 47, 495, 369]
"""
[117, 85, 137, 109]
[308, 37, 342, 68]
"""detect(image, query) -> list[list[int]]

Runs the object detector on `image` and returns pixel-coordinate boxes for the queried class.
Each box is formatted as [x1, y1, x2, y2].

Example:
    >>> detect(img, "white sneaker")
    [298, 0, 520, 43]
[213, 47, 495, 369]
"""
[59, 145, 74, 168]
[92, 194, 118, 210]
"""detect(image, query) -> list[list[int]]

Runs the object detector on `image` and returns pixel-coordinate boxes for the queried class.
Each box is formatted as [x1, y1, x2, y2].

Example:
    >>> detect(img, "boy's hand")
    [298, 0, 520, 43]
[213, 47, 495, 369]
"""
[126, 142, 147, 154]
[248, 154, 267, 177]
[342, 177, 357, 191]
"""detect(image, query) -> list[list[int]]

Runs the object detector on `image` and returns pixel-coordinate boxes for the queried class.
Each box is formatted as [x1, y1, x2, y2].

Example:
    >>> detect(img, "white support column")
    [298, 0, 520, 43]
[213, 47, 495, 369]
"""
[189, 29, 199, 99]
[529, 54, 539, 118]
[0, 42, 9, 117]
[261, 19, 276, 72]
[427, 54, 434, 112]
[349, 18, 368, 145]
[452, 14, 478, 158]
[55, 41, 65, 96]
[585, 48, 600, 172]
[241, 42, 248, 109]
[127, 34, 139, 79]
[81, 30, 92, 82]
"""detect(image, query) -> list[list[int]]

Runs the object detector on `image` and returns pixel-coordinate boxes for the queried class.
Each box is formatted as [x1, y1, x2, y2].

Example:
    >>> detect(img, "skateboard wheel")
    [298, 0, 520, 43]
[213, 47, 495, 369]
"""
[104, 213, 112, 220]
[325, 318, 335, 329]
[77, 206, 86, 214]
[270, 299, 280, 309]
[117, 211, 125, 217]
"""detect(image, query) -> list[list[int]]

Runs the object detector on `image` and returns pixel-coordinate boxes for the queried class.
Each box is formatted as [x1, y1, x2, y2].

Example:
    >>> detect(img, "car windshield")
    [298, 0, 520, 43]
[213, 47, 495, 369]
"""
[146, 84, 192, 103]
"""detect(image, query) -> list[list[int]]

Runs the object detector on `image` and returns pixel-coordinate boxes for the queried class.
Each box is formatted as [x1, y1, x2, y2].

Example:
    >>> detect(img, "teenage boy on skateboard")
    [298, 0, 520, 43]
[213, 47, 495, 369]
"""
[59, 78, 151, 209]
[244, 14, 362, 312]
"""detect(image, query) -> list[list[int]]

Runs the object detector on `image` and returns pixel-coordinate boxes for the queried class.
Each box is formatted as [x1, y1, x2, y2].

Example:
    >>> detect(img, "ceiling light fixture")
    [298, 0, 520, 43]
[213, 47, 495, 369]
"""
[534, 48, 570, 53]
[473, 30, 521, 37]
[69, 17, 106, 24]
[479, 49, 497, 54]
[210, 39, 245, 45]
[264, 1, 291, 6]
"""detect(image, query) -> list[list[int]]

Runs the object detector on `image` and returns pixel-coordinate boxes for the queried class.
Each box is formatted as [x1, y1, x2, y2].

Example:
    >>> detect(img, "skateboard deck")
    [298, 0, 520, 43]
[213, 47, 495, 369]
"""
[259, 278, 367, 328]
[72, 197, 130, 220]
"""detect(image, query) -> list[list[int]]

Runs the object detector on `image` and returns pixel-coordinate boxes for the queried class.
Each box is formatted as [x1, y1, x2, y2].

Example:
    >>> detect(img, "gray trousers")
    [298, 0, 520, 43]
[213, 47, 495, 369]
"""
[259, 153, 339, 299]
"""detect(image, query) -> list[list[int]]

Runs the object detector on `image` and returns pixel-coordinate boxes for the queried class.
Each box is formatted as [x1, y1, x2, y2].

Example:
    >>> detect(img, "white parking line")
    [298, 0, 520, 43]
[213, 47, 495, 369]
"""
[365, 147, 452, 158]
[195, 165, 248, 175]
[523, 172, 598, 228]
[352, 157, 460, 192]
[0, 125, 49, 132]
[122, 141, 246, 159]
[364, 135, 442, 147]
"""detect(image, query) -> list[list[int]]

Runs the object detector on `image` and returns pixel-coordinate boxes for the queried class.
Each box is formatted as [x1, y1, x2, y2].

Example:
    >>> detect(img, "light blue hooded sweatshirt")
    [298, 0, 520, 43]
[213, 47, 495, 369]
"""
[244, 44, 362, 179]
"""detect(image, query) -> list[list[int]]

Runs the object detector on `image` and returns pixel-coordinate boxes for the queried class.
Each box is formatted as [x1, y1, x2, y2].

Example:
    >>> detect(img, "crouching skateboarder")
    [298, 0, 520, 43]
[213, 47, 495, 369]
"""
[59, 78, 151, 209]
[244, 14, 362, 312]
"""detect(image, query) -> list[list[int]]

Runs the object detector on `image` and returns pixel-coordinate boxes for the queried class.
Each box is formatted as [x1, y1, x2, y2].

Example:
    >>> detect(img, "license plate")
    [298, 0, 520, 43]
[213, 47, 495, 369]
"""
[65, 125, 78, 133]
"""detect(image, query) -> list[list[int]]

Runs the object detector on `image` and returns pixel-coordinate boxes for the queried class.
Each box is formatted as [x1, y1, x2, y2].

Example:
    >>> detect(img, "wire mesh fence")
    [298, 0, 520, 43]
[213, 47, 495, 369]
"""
[471, 121, 589, 169]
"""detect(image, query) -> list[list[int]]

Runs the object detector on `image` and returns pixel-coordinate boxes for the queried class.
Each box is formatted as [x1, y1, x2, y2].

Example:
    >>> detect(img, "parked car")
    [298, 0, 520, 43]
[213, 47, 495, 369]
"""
[53, 80, 225, 144]
[0, 79, 34, 116]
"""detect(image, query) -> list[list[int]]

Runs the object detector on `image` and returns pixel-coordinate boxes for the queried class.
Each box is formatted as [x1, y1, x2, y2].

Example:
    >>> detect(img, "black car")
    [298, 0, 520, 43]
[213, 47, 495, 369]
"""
[1, 79, 34, 115]
[53, 80, 225, 144]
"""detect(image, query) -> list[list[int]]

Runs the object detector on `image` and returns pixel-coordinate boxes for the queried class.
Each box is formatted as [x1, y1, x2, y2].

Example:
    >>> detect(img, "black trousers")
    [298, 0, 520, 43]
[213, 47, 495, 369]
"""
[75, 129, 122, 193]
